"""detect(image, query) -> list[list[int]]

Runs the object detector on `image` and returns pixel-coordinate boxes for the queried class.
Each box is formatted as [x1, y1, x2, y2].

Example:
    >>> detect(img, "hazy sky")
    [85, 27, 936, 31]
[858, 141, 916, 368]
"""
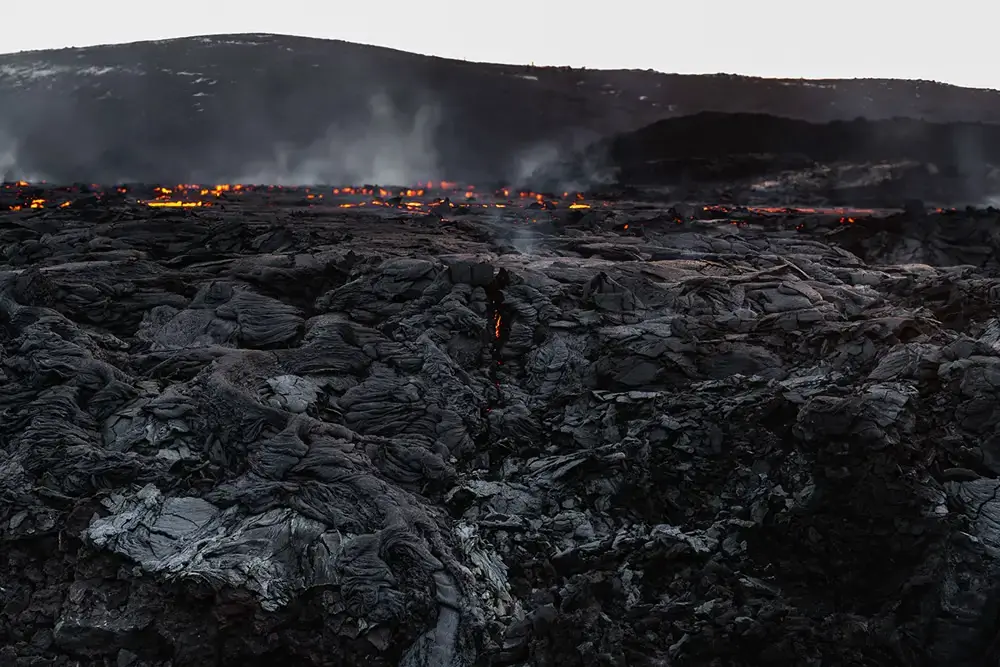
[1, 0, 995, 90]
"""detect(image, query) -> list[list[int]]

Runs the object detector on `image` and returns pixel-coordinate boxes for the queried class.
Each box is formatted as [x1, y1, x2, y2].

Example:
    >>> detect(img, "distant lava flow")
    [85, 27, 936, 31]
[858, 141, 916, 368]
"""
[1, 181, 949, 219]
[0, 181, 604, 214]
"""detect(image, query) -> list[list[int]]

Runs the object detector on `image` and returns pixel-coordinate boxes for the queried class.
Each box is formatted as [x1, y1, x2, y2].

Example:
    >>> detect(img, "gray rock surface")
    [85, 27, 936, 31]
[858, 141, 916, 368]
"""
[3, 187, 1000, 666]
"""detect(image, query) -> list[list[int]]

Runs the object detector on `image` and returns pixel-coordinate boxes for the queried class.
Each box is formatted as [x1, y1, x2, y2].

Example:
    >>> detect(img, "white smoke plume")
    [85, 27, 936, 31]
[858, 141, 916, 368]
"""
[0, 129, 19, 181]
[0, 127, 49, 183]
[508, 137, 616, 193]
[510, 143, 562, 187]
[510, 225, 543, 256]
[234, 92, 442, 186]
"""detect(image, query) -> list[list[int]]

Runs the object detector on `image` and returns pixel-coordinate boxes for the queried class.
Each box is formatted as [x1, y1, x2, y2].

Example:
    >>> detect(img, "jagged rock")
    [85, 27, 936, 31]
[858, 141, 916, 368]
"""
[6, 189, 1000, 666]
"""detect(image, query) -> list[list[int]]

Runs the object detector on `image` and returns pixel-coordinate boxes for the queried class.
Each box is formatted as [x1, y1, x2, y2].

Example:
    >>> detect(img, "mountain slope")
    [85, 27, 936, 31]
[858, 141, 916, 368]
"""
[2, 34, 1000, 184]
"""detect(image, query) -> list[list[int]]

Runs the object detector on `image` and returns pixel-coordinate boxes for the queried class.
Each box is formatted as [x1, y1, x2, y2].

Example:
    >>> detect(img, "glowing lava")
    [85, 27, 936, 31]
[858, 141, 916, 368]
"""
[145, 201, 207, 208]
[2, 180, 903, 222]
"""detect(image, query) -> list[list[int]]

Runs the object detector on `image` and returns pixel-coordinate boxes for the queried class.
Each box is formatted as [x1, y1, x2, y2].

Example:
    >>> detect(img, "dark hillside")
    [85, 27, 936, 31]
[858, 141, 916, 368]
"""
[2, 34, 999, 183]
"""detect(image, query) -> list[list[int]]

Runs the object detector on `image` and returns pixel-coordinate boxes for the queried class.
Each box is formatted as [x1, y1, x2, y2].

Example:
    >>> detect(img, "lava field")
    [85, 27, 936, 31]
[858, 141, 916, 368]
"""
[4, 178, 1000, 666]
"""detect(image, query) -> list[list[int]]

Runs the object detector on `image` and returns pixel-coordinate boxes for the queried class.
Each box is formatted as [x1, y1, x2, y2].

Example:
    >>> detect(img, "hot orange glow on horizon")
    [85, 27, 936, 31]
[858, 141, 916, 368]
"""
[3, 180, 925, 221]
[145, 201, 209, 208]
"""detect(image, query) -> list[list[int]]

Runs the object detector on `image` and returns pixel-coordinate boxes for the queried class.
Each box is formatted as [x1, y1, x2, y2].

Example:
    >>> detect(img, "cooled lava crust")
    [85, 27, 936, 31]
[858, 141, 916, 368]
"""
[3, 181, 1000, 666]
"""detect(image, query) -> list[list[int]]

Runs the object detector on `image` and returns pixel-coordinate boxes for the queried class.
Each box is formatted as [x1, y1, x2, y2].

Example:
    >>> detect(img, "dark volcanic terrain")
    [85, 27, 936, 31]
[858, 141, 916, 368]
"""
[5, 32, 1000, 667]
[590, 113, 1000, 207]
[4, 182, 1000, 666]
[3, 34, 1000, 185]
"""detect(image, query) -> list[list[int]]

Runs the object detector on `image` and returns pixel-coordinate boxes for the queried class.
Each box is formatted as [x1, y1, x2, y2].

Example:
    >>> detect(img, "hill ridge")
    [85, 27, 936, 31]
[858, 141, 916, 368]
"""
[3, 34, 1000, 184]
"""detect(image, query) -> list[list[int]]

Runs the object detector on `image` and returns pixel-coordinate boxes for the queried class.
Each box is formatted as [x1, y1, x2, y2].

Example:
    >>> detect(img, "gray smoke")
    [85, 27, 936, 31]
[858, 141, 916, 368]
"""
[510, 224, 545, 256]
[0, 129, 48, 183]
[979, 163, 1000, 207]
[233, 92, 442, 186]
[0, 135, 15, 181]
[0, 128, 21, 181]
[508, 136, 616, 193]
[510, 143, 562, 187]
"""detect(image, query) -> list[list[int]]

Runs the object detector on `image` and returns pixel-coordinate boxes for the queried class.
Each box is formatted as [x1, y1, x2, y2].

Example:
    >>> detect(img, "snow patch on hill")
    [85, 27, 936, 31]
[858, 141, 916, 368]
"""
[0, 62, 128, 85]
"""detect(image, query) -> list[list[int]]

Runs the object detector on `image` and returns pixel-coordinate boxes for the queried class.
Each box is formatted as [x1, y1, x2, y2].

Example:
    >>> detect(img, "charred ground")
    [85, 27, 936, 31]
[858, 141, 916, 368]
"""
[3, 182, 1000, 666]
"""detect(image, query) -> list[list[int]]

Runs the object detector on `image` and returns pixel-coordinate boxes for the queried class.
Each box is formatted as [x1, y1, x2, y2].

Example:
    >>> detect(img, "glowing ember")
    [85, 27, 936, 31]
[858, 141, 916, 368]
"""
[494, 313, 502, 339]
[1, 181, 900, 225]
[145, 201, 207, 208]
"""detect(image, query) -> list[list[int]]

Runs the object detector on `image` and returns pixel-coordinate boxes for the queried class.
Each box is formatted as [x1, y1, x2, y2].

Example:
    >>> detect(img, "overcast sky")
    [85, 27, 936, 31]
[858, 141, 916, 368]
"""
[0, 0, 995, 89]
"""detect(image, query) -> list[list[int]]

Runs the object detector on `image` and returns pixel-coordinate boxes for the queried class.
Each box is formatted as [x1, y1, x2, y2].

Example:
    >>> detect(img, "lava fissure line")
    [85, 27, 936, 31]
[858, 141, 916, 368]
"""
[484, 268, 512, 414]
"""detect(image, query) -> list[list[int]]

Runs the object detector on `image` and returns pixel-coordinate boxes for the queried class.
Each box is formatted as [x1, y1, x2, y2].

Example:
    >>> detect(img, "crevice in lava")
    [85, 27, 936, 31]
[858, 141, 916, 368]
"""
[481, 267, 513, 426]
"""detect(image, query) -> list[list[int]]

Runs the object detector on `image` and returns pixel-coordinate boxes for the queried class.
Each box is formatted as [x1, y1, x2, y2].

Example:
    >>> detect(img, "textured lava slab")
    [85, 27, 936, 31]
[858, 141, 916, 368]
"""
[3, 190, 1000, 666]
